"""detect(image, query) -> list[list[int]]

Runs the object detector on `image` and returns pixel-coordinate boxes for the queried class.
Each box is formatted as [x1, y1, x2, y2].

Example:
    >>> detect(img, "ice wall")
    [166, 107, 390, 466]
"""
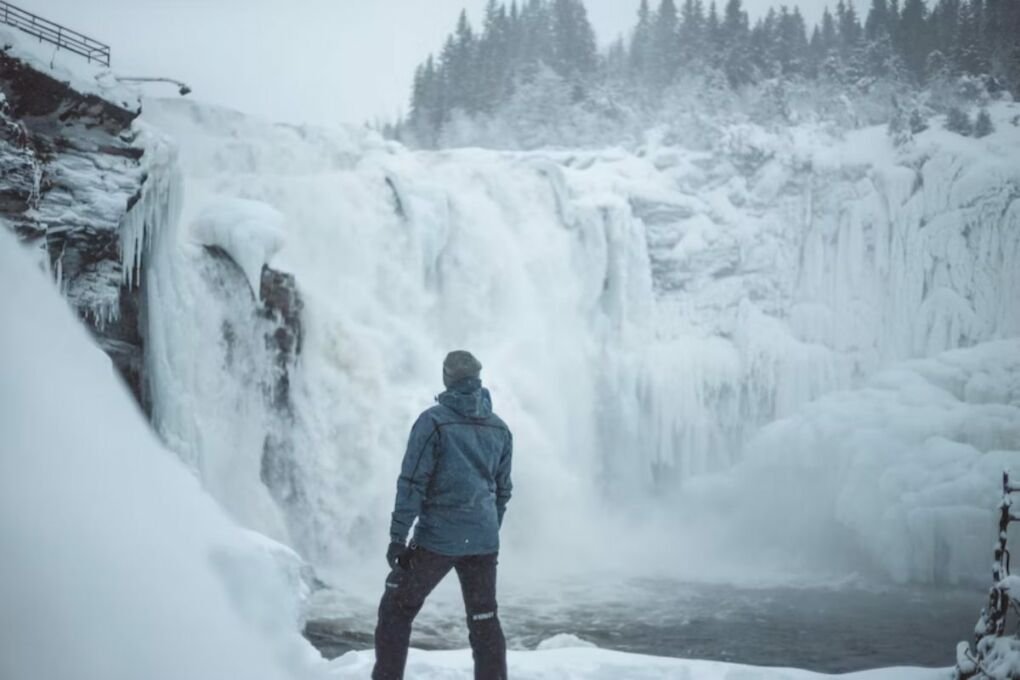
[614, 115, 1020, 489]
[138, 98, 1020, 583]
[143, 174, 293, 544]
[674, 339, 1020, 584]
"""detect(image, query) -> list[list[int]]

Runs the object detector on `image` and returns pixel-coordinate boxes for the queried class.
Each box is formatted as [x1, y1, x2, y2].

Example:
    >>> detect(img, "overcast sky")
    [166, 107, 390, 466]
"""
[36, 0, 848, 127]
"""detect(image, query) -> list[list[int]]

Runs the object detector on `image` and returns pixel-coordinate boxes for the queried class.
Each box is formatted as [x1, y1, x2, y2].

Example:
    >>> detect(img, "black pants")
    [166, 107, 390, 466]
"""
[372, 547, 507, 680]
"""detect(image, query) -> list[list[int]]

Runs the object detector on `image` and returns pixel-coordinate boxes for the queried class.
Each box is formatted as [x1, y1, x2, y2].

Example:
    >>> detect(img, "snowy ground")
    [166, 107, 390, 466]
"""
[328, 646, 945, 680]
[0, 227, 316, 680]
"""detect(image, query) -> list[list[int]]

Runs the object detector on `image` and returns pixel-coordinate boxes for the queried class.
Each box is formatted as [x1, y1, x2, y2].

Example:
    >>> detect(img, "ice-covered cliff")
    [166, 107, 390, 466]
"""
[0, 25, 172, 406]
[136, 96, 1019, 584]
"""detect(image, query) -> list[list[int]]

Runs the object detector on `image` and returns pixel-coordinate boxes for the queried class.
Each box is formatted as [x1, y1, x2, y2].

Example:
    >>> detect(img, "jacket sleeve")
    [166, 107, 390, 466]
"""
[389, 414, 439, 545]
[495, 430, 513, 527]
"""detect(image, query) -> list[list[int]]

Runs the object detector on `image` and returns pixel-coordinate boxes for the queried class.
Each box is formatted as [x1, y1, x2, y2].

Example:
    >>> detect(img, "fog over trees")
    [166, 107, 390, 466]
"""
[394, 0, 1020, 148]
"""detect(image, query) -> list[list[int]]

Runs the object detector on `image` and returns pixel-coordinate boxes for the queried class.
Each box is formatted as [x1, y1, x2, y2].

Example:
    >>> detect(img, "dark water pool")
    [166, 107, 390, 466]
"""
[304, 580, 983, 672]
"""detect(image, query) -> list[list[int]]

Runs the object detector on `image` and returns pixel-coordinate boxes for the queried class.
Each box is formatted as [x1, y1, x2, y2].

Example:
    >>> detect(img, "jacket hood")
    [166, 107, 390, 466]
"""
[437, 377, 492, 419]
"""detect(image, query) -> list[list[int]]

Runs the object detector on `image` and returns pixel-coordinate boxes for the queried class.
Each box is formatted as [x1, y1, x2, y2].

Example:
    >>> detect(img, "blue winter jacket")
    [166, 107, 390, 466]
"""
[389, 377, 513, 556]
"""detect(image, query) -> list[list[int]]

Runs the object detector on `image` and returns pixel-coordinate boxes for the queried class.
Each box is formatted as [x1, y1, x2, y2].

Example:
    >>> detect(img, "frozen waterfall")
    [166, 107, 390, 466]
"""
[135, 98, 1020, 584]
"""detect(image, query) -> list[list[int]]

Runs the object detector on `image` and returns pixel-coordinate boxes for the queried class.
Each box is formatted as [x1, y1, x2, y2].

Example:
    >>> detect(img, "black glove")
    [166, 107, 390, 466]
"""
[386, 542, 407, 569]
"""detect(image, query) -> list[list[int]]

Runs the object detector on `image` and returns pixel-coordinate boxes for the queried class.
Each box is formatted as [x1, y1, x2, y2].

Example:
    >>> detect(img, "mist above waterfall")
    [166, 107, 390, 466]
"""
[137, 97, 1019, 592]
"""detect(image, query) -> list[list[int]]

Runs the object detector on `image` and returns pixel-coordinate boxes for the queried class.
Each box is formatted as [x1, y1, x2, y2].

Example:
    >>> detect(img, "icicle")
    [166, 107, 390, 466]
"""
[118, 124, 183, 290]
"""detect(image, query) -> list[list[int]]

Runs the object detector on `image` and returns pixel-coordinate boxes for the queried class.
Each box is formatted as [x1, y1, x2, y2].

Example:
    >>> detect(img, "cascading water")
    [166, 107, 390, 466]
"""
[134, 98, 1020, 589]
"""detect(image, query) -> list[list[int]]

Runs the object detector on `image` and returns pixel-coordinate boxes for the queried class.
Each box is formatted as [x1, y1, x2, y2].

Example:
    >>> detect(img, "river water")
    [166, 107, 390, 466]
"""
[303, 578, 983, 672]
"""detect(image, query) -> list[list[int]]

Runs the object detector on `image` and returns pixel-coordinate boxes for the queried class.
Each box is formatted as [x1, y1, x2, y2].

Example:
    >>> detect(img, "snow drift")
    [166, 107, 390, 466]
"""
[328, 647, 944, 680]
[0, 227, 316, 680]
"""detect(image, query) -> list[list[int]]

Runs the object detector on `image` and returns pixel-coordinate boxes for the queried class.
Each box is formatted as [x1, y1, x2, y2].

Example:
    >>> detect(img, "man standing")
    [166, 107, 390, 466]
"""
[373, 350, 513, 680]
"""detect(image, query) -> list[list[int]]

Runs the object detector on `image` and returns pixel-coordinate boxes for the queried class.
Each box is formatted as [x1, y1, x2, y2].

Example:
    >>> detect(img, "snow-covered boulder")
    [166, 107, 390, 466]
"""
[536, 633, 598, 650]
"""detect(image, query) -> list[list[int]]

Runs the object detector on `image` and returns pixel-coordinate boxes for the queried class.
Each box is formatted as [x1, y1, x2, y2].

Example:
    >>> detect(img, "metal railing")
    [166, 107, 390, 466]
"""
[0, 1, 110, 66]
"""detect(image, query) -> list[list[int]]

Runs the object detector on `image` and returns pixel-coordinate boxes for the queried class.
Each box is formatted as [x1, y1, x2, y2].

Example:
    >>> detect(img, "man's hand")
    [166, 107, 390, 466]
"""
[387, 542, 407, 569]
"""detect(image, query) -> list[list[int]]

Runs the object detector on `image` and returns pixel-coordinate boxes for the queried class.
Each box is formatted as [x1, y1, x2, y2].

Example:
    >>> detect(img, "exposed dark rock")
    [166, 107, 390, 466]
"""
[261, 268, 303, 357]
[0, 50, 137, 132]
[0, 49, 147, 409]
[201, 245, 305, 516]
[385, 175, 406, 220]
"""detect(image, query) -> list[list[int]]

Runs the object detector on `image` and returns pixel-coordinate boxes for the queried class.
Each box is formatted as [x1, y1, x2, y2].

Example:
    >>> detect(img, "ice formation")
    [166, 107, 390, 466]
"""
[190, 198, 286, 296]
[119, 123, 182, 290]
[135, 97, 1020, 585]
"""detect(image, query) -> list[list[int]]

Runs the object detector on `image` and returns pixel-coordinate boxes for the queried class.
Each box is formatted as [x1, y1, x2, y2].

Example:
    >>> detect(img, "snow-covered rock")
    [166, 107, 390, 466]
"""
[0, 28, 172, 407]
[329, 647, 944, 680]
[191, 197, 286, 296]
[536, 633, 599, 650]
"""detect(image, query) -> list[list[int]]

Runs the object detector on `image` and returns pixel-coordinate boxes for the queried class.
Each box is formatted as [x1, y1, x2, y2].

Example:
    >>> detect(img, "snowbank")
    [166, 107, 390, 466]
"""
[0, 228, 317, 679]
[329, 648, 944, 680]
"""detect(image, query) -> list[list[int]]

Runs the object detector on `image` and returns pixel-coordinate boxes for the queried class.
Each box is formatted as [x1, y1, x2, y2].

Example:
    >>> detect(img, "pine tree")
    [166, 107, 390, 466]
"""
[420, 56, 445, 143]
[807, 26, 825, 76]
[652, 0, 681, 84]
[820, 7, 838, 53]
[721, 0, 753, 85]
[706, 1, 722, 54]
[722, 0, 749, 38]
[551, 0, 598, 78]
[889, 0, 902, 31]
[897, 0, 930, 79]
[520, 0, 555, 77]
[409, 63, 427, 133]
[777, 7, 808, 75]
[928, 0, 960, 52]
[630, 0, 655, 81]
[836, 0, 863, 49]
[887, 102, 912, 145]
[866, 0, 892, 40]
[477, 1, 504, 110]
[954, 0, 989, 76]
[909, 108, 928, 133]
[749, 11, 778, 78]
[679, 0, 706, 64]
[441, 10, 479, 113]
[945, 105, 974, 134]
[605, 34, 630, 79]
[974, 107, 994, 136]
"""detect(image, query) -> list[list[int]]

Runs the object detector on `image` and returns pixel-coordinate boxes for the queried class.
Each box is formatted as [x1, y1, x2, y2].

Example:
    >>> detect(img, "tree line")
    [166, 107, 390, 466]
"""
[401, 0, 1020, 146]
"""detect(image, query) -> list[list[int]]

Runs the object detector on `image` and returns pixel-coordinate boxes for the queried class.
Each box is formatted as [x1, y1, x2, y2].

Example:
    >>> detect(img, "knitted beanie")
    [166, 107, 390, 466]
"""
[442, 350, 482, 388]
